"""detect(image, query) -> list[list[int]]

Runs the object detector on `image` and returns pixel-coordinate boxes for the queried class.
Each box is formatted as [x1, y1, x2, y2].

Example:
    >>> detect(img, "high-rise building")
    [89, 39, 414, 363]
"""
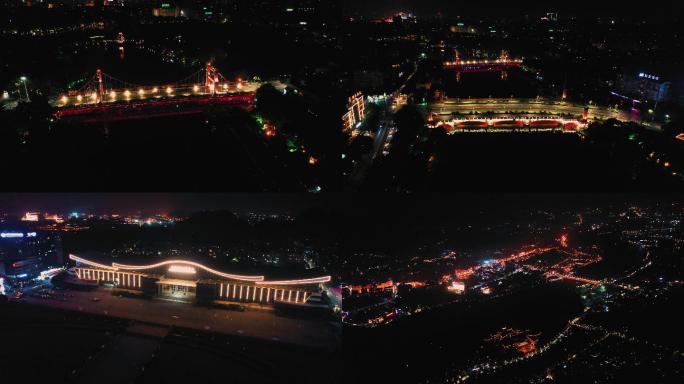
[0, 229, 63, 281]
[342, 92, 365, 133]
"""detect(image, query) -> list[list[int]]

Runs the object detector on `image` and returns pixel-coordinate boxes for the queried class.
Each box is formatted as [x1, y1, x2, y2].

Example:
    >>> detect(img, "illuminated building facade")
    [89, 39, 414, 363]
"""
[69, 254, 331, 305]
[342, 92, 365, 133]
[0, 230, 64, 281]
[617, 72, 672, 104]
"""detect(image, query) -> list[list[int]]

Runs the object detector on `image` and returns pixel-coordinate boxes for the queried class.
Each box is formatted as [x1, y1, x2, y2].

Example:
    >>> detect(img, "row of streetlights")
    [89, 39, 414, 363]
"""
[1, 76, 30, 102]
[58, 82, 244, 106]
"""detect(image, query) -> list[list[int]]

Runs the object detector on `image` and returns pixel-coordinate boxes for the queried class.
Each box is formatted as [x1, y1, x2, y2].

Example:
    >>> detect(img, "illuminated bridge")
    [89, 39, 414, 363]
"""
[427, 97, 658, 131]
[444, 50, 523, 81]
[68, 254, 331, 306]
[430, 116, 586, 133]
[53, 63, 258, 122]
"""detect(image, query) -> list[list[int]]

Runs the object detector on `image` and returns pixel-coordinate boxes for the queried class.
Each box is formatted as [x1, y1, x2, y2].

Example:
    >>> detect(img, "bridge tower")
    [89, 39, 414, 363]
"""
[500, 49, 509, 81]
[96, 69, 104, 103]
[205, 62, 219, 95]
[455, 50, 462, 83]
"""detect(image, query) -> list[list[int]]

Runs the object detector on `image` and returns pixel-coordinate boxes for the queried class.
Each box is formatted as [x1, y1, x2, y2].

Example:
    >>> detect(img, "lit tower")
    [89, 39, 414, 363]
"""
[500, 49, 509, 80]
[96, 69, 104, 103]
[205, 62, 218, 95]
[455, 49, 461, 83]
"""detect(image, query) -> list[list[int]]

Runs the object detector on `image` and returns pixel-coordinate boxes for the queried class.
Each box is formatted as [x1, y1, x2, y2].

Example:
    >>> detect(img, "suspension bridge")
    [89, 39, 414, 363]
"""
[53, 63, 259, 122]
[444, 50, 523, 81]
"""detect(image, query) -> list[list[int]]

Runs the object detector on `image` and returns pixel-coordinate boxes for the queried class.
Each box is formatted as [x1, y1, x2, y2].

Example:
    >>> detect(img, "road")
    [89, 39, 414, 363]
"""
[22, 286, 340, 349]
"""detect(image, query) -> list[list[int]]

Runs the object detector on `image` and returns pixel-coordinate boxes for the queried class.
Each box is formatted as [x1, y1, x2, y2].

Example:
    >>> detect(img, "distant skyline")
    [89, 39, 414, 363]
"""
[0, 193, 338, 216]
[0, 193, 677, 218]
[344, 0, 682, 19]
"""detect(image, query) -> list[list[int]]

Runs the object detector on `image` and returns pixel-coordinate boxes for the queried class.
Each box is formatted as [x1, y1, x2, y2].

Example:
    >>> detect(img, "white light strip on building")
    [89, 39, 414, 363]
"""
[69, 254, 118, 270]
[255, 275, 331, 285]
[112, 259, 264, 281]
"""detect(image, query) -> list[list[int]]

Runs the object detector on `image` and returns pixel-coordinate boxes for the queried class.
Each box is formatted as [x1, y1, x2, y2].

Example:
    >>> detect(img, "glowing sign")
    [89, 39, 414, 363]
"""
[168, 265, 197, 274]
[1, 232, 24, 238]
[638, 73, 660, 81]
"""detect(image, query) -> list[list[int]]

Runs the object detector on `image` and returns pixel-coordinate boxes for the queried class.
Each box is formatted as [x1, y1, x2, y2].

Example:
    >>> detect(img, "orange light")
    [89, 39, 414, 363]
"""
[308, 156, 318, 165]
[255, 276, 331, 285]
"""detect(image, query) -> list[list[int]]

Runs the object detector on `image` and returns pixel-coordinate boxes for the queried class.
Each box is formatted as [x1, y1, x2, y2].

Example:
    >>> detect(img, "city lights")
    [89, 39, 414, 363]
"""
[21, 212, 39, 221]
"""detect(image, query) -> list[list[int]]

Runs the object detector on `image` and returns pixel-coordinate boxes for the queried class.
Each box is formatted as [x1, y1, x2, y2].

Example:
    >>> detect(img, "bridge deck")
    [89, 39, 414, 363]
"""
[54, 93, 255, 123]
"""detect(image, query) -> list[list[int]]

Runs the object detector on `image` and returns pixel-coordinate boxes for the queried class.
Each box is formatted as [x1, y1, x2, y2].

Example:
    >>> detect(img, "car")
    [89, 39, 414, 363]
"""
[92, 297, 101, 302]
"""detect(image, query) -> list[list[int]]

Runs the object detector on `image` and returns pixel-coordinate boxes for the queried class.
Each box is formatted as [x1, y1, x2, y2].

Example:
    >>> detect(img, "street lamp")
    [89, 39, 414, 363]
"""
[19, 76, 30, 102]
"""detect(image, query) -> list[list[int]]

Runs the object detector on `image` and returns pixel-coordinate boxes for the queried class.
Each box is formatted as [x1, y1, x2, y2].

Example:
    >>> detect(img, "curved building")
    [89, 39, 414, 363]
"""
[68, 254, 331, 305]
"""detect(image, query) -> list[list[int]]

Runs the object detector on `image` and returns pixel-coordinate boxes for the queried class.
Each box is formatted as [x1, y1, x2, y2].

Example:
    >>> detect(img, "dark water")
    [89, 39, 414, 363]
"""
[441, 68, 538, 99]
